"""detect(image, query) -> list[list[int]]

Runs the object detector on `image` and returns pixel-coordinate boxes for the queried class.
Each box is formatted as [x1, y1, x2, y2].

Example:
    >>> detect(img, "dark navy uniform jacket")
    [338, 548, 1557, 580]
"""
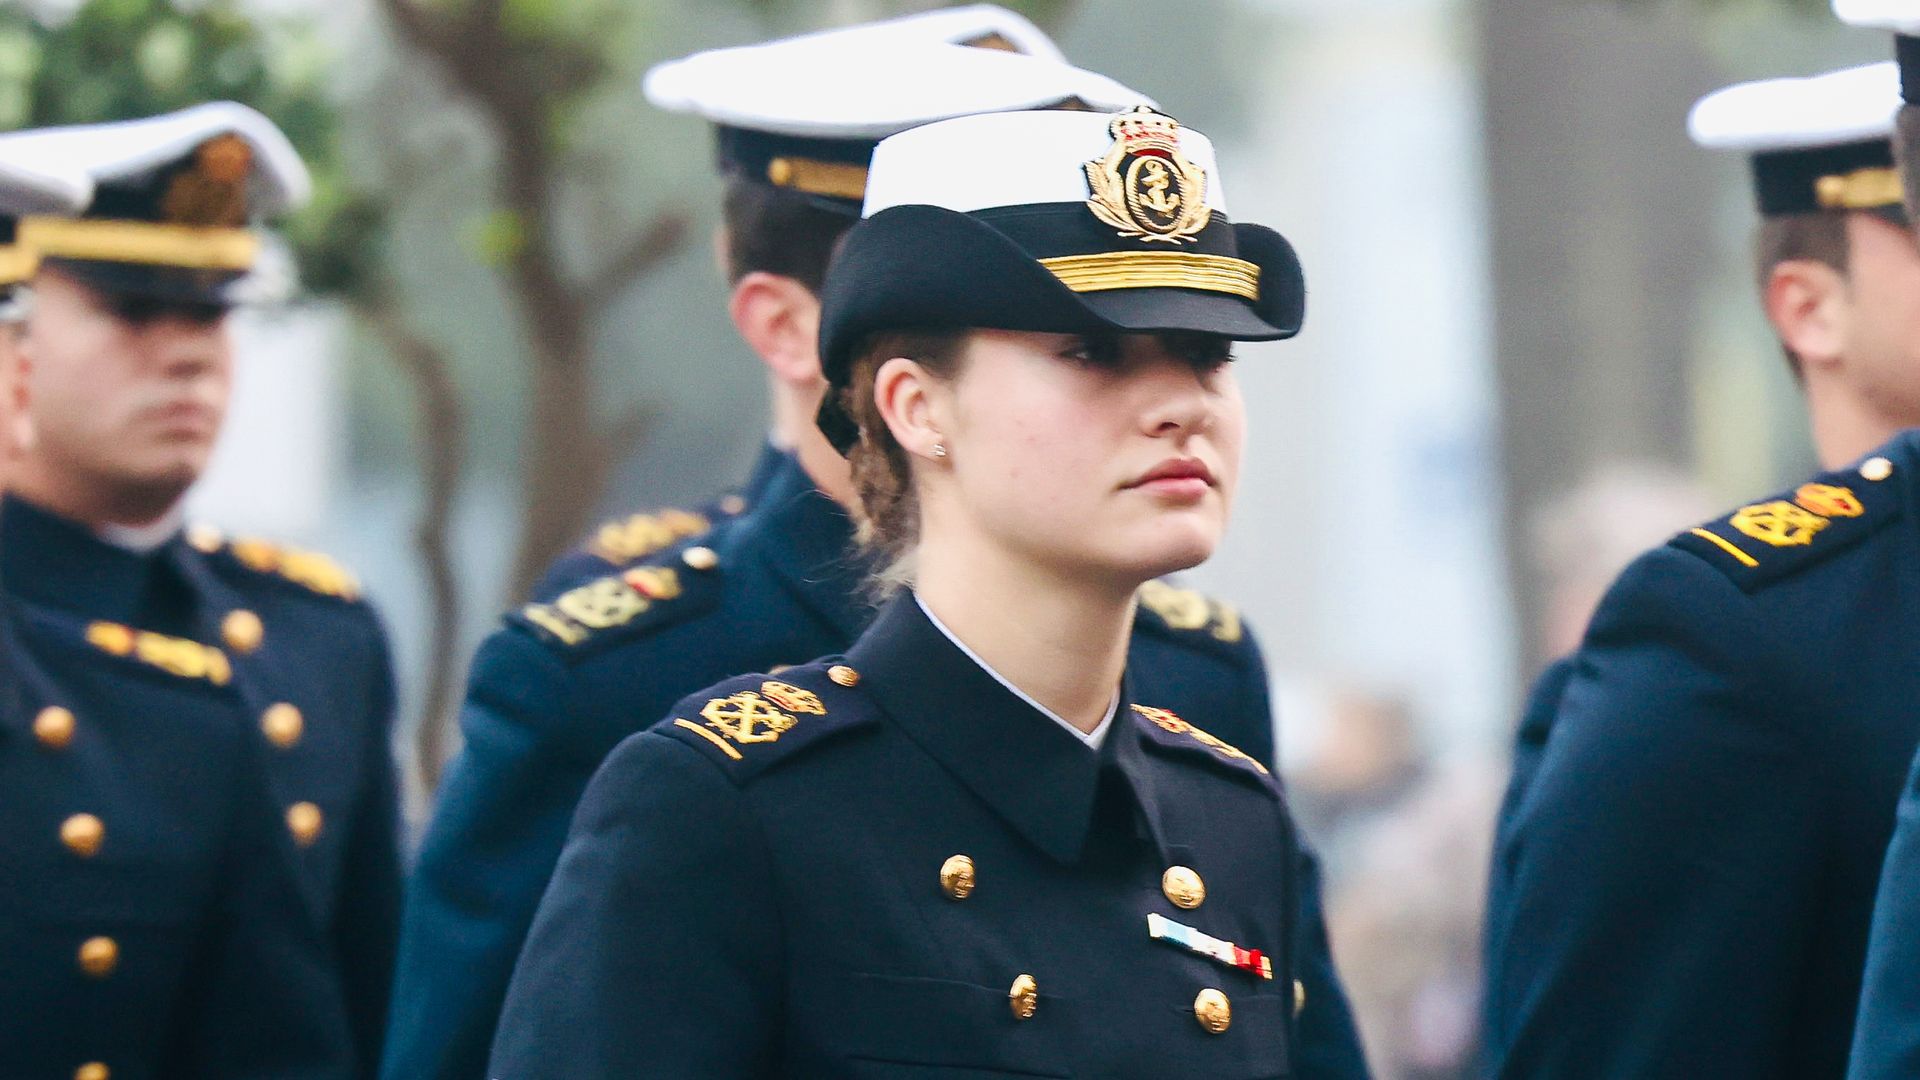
[1482, 430, 1920, 1080]
[1851, 711, 1920, 1073]
[528, 444, 785, 599]
[0, 495, 403, 1075]
[0, 596, 356, 1078]
[491, 593, 1303, 1078]
[384, 450, 1367, 1080]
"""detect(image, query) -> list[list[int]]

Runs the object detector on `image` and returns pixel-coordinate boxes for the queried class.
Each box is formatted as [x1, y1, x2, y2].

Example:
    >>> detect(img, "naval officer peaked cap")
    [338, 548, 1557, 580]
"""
[0, 101, 310, 306]
[0, 155, 91, 319]
[644, 5, 1153, 211]
[1834, 1, 1920, 103]
[1689, 62, 1905, 220]
[815, 107, 1306, 454]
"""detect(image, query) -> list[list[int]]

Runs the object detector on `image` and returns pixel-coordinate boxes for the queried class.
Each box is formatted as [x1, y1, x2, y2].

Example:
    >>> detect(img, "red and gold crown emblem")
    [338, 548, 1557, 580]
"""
[1084, 106, 1212, 244]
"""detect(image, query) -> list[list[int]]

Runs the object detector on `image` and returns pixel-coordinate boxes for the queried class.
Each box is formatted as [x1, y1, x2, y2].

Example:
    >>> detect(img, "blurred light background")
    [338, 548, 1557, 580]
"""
[0, 0, 1886, 1073]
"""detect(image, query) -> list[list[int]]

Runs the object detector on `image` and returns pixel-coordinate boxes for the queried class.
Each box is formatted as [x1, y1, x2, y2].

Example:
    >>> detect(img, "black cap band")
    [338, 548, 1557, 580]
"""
[1751, 138, 1901, 216]
[1900, 35, 1920, 105]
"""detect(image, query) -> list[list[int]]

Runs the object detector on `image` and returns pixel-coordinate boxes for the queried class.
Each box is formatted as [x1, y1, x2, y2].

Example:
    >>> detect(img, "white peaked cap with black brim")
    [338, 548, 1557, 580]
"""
[1689, 62, 1905, 218]
[815, 107, 1305, 455]
[0, 102, 310, 215]
[0, 102, 310, 306]
[643, 8, 1152, 210]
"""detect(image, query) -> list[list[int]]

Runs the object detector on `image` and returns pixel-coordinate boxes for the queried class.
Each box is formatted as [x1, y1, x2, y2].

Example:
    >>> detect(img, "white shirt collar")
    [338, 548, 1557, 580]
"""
[98, 509, 186, 553]
[915, 594, 1117, 751]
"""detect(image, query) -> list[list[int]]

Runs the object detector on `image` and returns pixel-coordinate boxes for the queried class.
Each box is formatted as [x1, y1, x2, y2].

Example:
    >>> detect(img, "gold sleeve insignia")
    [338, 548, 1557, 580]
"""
[1137, 580, 1243, 644]
[674, 684, 818, 761]
[586, 509, 710, 565]
[520, 567, 683, 647]
[1131, 704, 1268, 775]
[86, 621, 232, 685]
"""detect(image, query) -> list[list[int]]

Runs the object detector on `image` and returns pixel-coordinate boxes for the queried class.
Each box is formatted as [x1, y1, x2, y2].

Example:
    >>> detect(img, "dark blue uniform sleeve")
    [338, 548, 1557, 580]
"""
[340, 623, 403, 1076]
[1483, 549, 1822, 1079]
[381, 630, 595, 1080]
[488, 730, 782, 1077]
[1849, 750, 1920, 1080]
[1292, 842, 1371, 1079]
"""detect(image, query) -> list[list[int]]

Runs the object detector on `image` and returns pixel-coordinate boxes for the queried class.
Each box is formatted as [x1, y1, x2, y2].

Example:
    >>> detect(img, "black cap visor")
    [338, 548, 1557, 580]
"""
[40, 257, 242, 312]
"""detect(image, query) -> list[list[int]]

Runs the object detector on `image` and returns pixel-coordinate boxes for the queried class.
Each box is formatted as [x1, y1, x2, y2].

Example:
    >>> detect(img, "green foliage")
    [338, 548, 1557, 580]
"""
[0, 0, 385, 301]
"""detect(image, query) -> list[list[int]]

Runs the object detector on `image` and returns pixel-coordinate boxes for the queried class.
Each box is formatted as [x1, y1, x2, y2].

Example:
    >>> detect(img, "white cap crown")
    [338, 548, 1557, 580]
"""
[863, 109, 1227, 218]
[1689, 62, 1899, 152]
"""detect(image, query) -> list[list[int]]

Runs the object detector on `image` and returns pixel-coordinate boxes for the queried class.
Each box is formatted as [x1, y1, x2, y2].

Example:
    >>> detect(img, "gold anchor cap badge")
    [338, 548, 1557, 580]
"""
[1084, 106, 1212, 244]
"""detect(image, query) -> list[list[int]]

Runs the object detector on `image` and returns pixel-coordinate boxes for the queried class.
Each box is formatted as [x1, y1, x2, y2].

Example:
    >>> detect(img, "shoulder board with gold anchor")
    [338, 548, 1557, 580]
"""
[1668, 453, 1906, 592]
[82, 620, 234, 686]
[1133, 580, 1246, 651]
[1131, 703, 1274, 786]
[187, 524, 365, 603]
[653, 660, 879, 783]
[583, 503, 731, 568]
[508, 542, 725, 656]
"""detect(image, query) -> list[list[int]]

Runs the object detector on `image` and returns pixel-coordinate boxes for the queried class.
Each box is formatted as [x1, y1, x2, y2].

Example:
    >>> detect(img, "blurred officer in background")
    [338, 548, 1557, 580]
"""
[386, 8, 1369, 1080]
[1829, 6, 1920, 1078]
[0, 103, 402, 1076]
[1482, 59, 1920, 1078]
[0, 151, 368, 1078]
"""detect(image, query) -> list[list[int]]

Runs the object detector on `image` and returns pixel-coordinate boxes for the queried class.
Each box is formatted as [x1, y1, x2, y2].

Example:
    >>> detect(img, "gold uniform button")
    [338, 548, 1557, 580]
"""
[286, 802, 324, 847]
[34, 706, 76, 749]
[1008, 974, 1039, 1020]
[78, 936, 119, 977]
[681, 546, 719, 571]
[221, 609, 264, 653]
[186, 523, 224, 553]
[1162, 865, 1206, 910]
[1194, 988, 1231, 1034]
[75, 1063, 110, 1080]
[62, 814, 104, 858]
[719, 494, 748, 515]
[939, 855, 976, 900]
[828, 665, 860, 688]
[1862, 456, 1895, 482]
[261, 703, 304, 749]
[1294, 979, 1307, 1016]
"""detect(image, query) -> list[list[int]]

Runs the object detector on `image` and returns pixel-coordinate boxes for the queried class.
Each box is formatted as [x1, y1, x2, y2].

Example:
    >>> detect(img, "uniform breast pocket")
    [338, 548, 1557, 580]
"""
[807, 971, 1075, 1078]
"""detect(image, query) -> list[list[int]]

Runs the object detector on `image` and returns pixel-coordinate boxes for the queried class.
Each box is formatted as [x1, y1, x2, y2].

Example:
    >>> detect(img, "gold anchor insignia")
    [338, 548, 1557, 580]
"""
[1730, 500, 1831, 548]
[1084, 107, 1212, 244]
[1793, 483, 1865, 519]
[701, 691, 798, 745]
[759, 680, 825, 715]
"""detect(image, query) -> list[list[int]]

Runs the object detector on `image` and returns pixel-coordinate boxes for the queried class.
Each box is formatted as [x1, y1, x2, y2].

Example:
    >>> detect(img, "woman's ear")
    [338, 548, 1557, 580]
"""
[873, 356, 948, 461]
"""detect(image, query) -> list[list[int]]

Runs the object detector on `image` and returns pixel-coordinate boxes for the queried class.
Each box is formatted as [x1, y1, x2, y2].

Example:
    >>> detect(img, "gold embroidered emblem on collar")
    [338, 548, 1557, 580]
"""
[1793, 483, 1864, 519]
[1730, 500, 1830, 548]
[1084, 107, 1212, 245]
[1130, 704, 1268, 774]
[701, 691, 799, 746]
[759, 680, 825, 715]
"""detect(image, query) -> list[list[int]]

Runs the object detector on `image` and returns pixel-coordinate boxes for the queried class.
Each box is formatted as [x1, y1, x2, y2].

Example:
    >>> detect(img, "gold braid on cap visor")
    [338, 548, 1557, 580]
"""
[766, 157, 869, 201]
[1038, 250, 1261, 301]
[18, 216, 258, 271]
[1815, 167, 1904, 211]
[0, 244, 37, 287]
